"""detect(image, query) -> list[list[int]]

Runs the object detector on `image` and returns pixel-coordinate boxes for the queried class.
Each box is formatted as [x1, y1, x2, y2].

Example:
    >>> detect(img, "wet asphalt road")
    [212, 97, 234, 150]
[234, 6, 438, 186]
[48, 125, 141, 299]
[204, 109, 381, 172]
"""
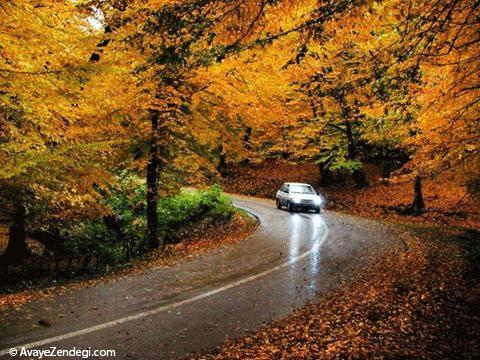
[0, 195, 400, 359]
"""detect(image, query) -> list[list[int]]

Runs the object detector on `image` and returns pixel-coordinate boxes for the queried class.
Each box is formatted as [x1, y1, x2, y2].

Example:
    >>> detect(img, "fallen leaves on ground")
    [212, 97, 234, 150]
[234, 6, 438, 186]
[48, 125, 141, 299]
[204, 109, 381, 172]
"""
[136, 212, 257, 269]
[190, 227, 480, 359]
[222, 160, 480, 229]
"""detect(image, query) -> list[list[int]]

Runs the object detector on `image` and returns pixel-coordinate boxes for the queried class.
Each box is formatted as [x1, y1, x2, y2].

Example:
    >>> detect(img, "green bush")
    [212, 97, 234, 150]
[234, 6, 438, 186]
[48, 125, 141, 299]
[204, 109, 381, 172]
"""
[65, 218, 123, 267]
[58, 178, 235, 267]
[157, 185, 235, 242]
[201, 186, 235, 221]
[105, 173, 147, 255]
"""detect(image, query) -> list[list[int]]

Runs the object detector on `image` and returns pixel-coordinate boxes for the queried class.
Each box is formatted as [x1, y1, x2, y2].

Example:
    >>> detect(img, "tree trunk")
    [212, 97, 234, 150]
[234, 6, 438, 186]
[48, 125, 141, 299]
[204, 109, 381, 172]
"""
[103, 215, 130, 261]
[216, 144, 228, 177]
[336, 170, 346, 186]
[345, 120, 356, 160]
[345, 119, 368, 188]
[381, 159, 392, 179]
[0, 201, 27, 266]
[318, 162, 335, 186]
[352, 169, 369, 188]
[412, 176, 425, 214]
[146, 109, 161, 251]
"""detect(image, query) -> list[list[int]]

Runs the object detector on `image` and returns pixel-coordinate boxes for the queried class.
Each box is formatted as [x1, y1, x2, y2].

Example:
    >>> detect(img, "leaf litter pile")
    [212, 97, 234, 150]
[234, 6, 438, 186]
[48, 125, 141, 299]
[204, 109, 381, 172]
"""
[191, 227, 480, 359]
[222, 160, 480, 229]
[0, 212, 257, 309]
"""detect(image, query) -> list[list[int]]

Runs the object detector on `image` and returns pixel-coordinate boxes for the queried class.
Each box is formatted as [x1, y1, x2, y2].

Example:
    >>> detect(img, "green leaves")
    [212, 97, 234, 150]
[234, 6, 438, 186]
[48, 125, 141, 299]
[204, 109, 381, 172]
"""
[329, 159, 363, 173]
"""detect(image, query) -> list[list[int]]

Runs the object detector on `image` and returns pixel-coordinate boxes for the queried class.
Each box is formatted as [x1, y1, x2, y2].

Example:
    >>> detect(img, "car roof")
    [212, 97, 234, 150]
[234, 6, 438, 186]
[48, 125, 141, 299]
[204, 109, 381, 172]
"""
[284, 182, 312, 186]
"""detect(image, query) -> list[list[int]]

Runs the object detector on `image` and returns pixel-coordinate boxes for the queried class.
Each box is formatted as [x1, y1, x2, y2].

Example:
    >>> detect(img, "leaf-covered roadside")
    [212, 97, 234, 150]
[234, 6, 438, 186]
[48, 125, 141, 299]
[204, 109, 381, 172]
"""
[0, 211, 257, 310]
[190, 227, 480, 359]
[221, 160, 480, 229]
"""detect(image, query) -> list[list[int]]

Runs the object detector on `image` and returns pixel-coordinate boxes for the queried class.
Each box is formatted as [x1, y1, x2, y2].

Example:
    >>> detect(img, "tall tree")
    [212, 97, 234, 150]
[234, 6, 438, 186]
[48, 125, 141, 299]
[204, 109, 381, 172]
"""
[94, 0, 283, 250]
[0, 1, 132, 264]
[398, 0, 480, 197]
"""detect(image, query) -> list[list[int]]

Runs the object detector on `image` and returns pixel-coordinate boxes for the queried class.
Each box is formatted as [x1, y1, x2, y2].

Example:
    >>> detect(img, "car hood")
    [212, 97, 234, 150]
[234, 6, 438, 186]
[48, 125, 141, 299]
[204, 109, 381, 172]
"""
[290, 194, 321, 201]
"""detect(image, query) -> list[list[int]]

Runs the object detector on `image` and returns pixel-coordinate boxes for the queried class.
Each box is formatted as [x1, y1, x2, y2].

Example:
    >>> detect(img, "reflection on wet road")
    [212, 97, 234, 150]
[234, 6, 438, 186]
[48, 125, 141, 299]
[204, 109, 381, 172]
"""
[0, 195, 398, 359]
[284, 212, 326, 296]
[288, 213, 302, 260]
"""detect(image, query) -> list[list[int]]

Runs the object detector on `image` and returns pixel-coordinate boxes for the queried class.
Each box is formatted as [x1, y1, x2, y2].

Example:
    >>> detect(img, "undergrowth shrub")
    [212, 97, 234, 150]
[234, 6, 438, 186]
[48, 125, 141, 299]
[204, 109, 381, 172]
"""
[17, 175, 236, 279]
[158, 185, 235, 242]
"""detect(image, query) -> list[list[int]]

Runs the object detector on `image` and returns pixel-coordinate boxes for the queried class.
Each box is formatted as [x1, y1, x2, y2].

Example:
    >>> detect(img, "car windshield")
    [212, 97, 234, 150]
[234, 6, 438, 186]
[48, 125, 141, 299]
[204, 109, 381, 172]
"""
[289, 185, 315, 194]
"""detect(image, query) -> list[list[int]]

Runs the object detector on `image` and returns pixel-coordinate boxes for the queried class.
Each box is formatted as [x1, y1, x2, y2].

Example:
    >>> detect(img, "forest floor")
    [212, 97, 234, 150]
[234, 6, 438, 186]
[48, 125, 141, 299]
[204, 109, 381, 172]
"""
[192, 223, 480, 359]
[0, 211, 257, 309]
[221, 159, 480, 229]
[199, 160, 480, 358]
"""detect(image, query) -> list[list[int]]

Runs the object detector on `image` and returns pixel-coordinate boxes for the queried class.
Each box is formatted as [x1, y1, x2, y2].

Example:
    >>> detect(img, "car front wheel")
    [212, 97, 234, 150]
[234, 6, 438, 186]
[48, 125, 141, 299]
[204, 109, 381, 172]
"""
[276, 198, 282, 209]
[287, 201, 293, 212]
[314, 207, 320, 213]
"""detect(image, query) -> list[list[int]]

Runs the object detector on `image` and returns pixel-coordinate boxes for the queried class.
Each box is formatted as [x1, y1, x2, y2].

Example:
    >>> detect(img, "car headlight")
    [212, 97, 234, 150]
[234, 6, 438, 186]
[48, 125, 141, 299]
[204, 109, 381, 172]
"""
[291, 196, 301, 203]
[314, 197, 322, 205]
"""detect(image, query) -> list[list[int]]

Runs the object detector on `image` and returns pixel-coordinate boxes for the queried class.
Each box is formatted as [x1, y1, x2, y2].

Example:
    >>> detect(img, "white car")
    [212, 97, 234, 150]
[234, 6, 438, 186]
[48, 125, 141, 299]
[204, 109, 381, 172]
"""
[275, 182, 324, 213]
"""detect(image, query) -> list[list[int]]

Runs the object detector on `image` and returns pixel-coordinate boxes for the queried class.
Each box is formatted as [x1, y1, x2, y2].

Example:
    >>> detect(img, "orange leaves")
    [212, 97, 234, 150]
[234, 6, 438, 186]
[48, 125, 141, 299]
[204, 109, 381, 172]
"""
[192, 226, 478, 359]
[2, 0, 479, 236]
[221, 160, 480, 229]
[0, 2, 144, 225]
[401, 0, 480, 187]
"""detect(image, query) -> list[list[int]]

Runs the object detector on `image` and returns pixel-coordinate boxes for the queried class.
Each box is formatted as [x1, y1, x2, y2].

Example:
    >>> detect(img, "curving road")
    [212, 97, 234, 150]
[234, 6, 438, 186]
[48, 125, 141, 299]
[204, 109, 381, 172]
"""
[0, 196, 399, 359]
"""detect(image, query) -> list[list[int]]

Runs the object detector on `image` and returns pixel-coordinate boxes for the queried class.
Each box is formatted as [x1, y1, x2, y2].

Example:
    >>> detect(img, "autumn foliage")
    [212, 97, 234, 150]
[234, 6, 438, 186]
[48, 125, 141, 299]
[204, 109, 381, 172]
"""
[1, 1, 479, 357]
[0, 0, 478, 273]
